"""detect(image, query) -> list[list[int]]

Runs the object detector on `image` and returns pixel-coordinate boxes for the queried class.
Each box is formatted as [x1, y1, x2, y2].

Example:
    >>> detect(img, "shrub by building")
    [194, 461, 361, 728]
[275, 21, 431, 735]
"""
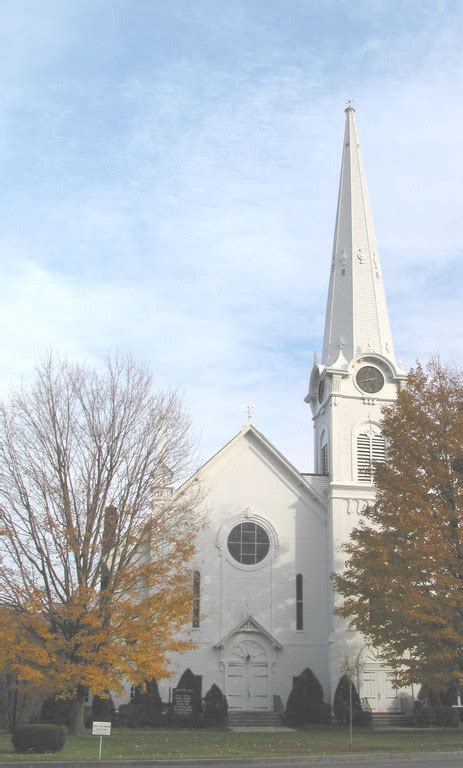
[285, 668, 331, 725]
[203, 684, 228, 726]
[91, 694, 115, 724]
[12, 724, 66, 753]
[40, 697, 72, 727]
[118, 680, 163, 727]
[333, 674, 371, 726]
[413, 704, 459, 728]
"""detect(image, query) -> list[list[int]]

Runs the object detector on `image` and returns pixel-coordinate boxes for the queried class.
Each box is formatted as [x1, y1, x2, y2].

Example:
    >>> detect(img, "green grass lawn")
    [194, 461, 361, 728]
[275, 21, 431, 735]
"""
[0, 727, 462, 762]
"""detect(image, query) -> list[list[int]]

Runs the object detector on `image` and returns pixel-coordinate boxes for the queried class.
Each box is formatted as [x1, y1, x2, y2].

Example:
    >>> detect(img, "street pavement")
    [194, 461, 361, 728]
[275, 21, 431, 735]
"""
[1, 754, 463, 768]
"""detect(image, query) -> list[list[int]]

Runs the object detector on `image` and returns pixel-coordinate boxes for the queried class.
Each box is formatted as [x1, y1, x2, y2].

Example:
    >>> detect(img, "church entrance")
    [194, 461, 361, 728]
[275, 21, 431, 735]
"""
[225, 639, 270, 711]
[362, 668, 399, 712]
[361, 647, 399, 712]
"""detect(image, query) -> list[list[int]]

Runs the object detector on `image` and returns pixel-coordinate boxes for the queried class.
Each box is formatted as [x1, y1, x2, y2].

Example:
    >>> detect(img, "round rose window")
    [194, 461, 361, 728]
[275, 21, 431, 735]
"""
[227, 522, 270, 565]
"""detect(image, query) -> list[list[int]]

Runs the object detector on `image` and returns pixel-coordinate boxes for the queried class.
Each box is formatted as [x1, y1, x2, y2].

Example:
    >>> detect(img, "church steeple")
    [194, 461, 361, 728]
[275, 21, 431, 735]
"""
[322, 106, 395, 366]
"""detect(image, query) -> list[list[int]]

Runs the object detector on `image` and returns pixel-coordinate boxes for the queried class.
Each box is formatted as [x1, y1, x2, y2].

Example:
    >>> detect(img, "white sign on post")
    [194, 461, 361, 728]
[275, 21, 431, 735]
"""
[92, 721, 111, 759]
[92, 721, 111, 736]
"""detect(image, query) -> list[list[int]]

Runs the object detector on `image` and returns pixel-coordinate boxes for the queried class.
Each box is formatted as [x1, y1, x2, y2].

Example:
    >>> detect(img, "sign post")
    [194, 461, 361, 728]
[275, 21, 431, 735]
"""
[92, 721, 111, 759]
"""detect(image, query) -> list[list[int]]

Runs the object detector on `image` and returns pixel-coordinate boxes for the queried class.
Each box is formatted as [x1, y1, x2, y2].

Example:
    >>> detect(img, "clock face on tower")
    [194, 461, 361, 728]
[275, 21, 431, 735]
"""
[355, 365, 384, 394]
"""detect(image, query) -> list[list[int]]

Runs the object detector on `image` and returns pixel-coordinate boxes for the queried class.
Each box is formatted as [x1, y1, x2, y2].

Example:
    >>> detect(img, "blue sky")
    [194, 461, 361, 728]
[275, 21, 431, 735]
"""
[1, 0, 462, 468]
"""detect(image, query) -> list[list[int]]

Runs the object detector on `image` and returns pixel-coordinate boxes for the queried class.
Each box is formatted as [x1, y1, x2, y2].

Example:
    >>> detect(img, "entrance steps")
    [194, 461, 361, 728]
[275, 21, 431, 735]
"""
[228, 711, 282, 728]
[371, 712, 413, 728]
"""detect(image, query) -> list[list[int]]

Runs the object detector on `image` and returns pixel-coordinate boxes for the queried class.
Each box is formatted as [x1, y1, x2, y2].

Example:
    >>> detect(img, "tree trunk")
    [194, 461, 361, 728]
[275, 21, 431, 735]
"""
[68, 686, 86, 736]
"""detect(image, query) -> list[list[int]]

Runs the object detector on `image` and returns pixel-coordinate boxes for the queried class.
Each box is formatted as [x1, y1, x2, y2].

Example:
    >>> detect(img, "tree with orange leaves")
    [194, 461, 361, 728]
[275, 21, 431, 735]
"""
[0, 356, 200, 734]
[334, 359, 463, 693]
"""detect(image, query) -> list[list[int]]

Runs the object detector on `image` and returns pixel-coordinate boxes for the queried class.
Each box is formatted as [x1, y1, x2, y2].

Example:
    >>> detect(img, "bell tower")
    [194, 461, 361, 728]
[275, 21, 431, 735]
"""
[305, 106, 406, 698]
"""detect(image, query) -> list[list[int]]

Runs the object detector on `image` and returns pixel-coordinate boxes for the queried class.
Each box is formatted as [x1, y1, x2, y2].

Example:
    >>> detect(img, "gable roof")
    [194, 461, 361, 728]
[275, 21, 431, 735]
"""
[181, 423, 326, 508]
[214, 614, 283, 650]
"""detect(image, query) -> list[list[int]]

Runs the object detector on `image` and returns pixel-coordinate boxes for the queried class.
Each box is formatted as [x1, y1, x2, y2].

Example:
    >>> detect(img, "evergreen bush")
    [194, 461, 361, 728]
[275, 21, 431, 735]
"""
[40, 697, 72, 727]
[413, 705, 431, 727]
[299, 668, 325, 723]
[417, 684, 459, 708]
[91, 694, 115, 723]
[431, 706, 460, 727]
[284, 668, 328, 725]
[353, 709, 373, 727]
[413, 703, 459, 728]
[285, 686, 306, 726]
[333, 675, 362, 725]
[203, 684, 228, 726]
[12, 724, 66, 753]
[118, 680, 163, 727]
[318, 702, 333, 724]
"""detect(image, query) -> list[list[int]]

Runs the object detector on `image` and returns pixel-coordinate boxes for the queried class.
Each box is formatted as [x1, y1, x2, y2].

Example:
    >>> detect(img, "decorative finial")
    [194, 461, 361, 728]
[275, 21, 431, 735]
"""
[338, 337, 345, 350]
[345, 99, 355, 112]
[313, 351, 318, 363]
[247, 402, 254, 424]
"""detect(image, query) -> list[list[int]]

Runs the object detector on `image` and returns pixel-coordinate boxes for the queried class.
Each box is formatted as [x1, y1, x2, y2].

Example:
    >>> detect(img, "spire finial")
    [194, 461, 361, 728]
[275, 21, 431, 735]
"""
[247, 402, 254, 424]
[345, 99, 355, 112]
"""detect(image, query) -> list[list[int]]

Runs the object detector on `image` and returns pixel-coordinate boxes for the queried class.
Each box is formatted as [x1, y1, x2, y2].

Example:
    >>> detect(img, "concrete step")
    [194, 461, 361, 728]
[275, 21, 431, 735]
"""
[371, 712, 412, 728]
[228, 711, 282, 727]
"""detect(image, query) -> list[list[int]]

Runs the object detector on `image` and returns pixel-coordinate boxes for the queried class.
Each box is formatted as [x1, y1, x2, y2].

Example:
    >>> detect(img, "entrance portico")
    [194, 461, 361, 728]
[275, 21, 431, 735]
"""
[215, 615, 282, 712]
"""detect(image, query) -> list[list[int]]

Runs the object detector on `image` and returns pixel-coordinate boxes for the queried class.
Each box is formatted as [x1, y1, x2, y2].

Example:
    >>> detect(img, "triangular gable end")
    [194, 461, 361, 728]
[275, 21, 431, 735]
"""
[180, 423, 326, 509]
[214, 614, 283, 651]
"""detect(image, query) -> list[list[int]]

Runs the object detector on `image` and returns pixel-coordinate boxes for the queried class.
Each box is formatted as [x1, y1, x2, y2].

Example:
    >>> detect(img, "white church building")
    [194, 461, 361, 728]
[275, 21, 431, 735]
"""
[154, 106, 412, 715]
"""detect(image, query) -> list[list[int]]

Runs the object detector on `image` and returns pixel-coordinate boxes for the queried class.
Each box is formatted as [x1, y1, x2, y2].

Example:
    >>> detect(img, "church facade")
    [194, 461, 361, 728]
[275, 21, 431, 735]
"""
[153, 107, 412, 714]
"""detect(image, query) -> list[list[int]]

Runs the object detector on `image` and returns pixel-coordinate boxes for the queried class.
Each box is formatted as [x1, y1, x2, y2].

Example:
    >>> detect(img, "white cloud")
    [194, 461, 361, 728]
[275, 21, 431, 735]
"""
[0, 2, 462, 469]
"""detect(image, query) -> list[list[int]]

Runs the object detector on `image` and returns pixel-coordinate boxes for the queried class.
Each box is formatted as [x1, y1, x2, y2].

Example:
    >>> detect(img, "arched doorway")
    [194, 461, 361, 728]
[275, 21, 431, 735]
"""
[226, 639, 269, 711]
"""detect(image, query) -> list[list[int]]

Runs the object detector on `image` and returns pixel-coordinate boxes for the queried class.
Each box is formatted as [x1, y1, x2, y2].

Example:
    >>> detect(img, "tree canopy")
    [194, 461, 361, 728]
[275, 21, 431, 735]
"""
[333, 359, 463, 691]
[0, 356, 200, 732]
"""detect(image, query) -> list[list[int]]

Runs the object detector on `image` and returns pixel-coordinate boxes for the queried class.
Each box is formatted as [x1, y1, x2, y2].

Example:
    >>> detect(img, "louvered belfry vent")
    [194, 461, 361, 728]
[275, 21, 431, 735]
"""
[357, 432, 386, 483]
[321, 443, 329, 476]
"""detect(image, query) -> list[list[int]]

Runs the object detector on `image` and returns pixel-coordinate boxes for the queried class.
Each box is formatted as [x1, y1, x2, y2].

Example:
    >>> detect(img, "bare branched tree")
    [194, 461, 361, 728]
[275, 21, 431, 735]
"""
[0, 355, 201, 734]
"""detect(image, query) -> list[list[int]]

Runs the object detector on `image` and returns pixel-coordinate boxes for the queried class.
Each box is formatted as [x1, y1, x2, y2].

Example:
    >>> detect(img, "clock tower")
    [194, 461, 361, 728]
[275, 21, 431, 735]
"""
[306, 106, 406, 699]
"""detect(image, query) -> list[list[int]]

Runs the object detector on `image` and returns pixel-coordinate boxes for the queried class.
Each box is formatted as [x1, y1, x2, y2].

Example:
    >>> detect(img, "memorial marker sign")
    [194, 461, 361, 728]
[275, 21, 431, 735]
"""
[173, 688, 195, 721]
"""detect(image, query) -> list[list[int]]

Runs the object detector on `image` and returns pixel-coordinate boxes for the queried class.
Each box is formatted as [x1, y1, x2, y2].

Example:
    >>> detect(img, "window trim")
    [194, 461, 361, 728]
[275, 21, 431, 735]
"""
[218, 513, 278, 572]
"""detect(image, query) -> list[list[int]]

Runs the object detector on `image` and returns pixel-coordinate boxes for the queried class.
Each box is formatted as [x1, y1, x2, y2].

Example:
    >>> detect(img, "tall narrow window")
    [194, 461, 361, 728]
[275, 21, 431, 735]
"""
[192, 570, 200, 628]
[296, 573, 303, 630]
[357, 432, 386, 483]
[321, 443, 329, 476]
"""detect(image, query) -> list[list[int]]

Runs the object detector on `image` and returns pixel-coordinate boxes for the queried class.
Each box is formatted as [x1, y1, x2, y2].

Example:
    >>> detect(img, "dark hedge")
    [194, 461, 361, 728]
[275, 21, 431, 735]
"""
[12, 724, 66, 753]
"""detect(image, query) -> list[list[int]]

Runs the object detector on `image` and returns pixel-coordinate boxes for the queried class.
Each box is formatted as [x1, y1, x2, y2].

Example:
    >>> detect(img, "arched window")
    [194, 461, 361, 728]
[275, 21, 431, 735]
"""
[357, 432, 386, 483]
[192, 570, 200, 628]
[296, 573, 303, 630]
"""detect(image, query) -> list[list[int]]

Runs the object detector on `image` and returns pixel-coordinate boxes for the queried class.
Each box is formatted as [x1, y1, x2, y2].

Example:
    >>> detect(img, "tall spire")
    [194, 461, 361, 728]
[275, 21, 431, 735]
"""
[322, 106, 396, 366]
